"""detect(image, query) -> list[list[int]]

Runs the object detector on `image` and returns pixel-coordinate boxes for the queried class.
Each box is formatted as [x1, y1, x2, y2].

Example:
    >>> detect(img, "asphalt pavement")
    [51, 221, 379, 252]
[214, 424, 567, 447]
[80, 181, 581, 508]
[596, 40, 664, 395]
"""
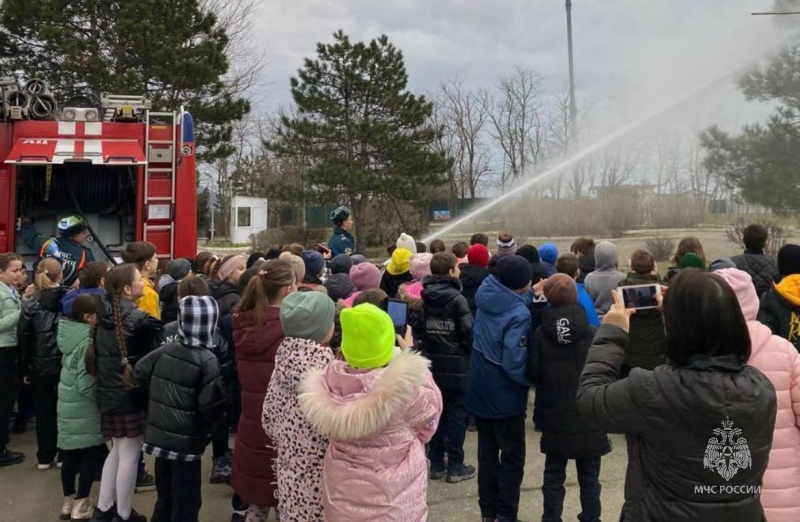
[0, 420, 627, 521]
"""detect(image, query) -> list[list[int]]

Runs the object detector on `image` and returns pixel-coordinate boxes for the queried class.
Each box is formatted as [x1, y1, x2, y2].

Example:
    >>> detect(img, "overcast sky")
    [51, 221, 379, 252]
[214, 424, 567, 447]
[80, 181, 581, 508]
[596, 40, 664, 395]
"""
[250, 0, 790, 133]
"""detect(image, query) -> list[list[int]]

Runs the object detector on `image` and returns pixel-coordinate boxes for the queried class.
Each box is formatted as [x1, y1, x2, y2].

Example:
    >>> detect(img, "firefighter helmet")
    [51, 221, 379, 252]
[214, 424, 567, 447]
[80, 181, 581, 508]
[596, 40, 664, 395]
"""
[57, 215, 88, 237]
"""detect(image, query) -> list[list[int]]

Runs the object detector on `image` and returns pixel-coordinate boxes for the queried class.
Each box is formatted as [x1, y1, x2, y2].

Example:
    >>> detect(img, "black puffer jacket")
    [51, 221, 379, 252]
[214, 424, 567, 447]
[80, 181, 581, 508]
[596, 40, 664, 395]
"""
[528, 303, 609, 459]
[459, 263, 489, 318]
[416, 275, 473, 391]
[732, 251, 779, 298]
[95, 296, 162, 414]
[158, 281, 179, 324]
[135, 341, 228, 455]
[380, 270, 412, 299]
[758, 287, 800, 351]
[159, 321, 234, 385]
[18, 287, 68, 378]
[620, 273, 666, 372]
[663, 265, 681, 283]
[209, 278, 240, 318]
[577, 325, 777, 522]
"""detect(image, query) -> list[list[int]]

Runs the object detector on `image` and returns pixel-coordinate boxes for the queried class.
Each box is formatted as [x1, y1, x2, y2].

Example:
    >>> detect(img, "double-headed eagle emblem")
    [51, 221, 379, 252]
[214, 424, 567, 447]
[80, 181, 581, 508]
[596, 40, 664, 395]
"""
[703, 417, 752, 482]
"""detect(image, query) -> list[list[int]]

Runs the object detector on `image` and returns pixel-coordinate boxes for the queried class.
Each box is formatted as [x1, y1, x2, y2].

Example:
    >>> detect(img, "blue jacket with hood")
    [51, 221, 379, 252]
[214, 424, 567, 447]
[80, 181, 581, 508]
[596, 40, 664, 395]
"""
[465, 275, 532, 418]
[61, 287, 106, 319]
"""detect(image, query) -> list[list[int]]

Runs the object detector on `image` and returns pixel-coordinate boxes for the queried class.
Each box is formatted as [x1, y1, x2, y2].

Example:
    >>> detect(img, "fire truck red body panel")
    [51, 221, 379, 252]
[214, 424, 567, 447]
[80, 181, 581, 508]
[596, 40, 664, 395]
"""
[0, 117, 197, 261]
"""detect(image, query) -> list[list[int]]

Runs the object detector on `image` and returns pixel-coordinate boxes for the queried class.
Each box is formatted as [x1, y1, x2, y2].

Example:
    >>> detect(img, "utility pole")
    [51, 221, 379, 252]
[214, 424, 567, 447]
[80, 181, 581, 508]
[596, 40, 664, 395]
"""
[566, 0, 578, 148]
[201, 169, 216, 242]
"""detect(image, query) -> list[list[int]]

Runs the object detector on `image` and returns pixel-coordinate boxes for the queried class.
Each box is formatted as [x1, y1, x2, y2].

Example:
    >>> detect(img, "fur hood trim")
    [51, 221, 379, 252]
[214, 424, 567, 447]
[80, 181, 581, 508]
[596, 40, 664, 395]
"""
[299, 350, 430, 441]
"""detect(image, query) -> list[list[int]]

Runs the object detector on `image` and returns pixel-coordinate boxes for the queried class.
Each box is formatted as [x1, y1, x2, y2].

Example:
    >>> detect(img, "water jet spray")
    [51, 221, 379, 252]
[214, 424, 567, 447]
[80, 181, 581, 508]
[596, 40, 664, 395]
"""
[423, 28, 800, 243]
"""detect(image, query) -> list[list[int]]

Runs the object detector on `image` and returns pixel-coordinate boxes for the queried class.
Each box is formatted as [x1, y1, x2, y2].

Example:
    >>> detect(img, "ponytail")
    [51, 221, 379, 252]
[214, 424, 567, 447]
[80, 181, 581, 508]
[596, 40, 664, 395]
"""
[89, 263, 138, 388]
[34, 258, 62, 291]
[111, 294, 135, 389]
[85, 320, 99, 377]
[207, 257, 221, 279]
[237, 259, 295, 323]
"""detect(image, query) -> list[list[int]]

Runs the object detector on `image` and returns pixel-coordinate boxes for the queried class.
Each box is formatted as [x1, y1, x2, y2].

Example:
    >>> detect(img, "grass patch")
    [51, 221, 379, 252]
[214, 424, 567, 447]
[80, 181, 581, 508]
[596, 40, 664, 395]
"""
[203, 239, 249, 249]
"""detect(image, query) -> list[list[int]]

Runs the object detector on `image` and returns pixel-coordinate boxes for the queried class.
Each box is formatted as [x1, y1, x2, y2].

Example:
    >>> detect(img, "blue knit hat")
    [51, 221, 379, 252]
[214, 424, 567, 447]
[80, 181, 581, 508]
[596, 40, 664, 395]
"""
[497, 255, 533, 291]
[301, 250, 325, 279]
[539, 243, 558, 265]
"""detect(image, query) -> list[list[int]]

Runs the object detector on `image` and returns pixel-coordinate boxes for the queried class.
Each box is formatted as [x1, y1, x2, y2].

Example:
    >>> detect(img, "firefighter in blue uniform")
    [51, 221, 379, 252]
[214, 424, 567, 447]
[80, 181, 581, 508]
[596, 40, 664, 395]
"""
[327, 206, 356, 256]
[19, 215, 96, 287]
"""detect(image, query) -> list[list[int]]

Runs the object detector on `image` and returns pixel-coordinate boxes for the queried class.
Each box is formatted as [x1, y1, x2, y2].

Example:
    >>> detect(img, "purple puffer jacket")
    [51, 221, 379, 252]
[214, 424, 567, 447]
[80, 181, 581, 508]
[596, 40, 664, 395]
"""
[299, 350, 442, 522]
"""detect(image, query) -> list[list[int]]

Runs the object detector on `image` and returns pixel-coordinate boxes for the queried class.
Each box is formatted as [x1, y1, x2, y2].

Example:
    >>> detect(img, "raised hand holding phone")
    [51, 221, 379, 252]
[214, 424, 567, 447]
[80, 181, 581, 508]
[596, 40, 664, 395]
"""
[603, 289, 636, 333]
[397, 325, 413, 351]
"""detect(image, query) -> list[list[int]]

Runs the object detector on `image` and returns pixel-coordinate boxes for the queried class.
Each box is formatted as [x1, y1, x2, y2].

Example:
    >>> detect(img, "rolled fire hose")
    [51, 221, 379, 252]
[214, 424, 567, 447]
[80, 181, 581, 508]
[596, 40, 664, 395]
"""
[5, 90, 28, 108]
[68, 184, 119, 266]
[30, 94, 57, 120]
[24, 79, 47, 95]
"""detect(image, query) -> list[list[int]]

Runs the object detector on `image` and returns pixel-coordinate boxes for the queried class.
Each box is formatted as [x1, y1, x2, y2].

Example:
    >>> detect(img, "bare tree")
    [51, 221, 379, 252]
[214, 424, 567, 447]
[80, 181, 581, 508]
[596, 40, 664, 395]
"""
[652, 137, 684, 195]
[429, 100, 459, 211]
[686, 142, 721, 202]
[597, 147, 642, 188]
[201, 0, 268, 103]
[484, 66, 547, 191]
[547, 83, 599, 199]
[435, 79, 492, 201]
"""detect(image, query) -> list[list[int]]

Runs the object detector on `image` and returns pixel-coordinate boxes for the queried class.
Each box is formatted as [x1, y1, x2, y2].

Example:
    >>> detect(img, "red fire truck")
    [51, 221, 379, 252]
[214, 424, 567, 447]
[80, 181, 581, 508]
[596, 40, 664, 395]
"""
[0, 79, 197, 266]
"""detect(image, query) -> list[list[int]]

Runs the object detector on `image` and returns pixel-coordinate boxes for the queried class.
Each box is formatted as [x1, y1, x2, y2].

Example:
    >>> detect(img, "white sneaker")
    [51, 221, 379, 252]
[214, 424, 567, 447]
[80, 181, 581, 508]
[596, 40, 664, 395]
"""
[71, 497, 94, 521]
[37, 462, 53, 470]
[60, 495, 75, 521]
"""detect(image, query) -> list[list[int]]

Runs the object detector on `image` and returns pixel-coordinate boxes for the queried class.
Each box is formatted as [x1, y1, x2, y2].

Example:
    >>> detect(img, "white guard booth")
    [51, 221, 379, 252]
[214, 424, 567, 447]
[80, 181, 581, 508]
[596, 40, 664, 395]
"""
[230, 196, 268, 244]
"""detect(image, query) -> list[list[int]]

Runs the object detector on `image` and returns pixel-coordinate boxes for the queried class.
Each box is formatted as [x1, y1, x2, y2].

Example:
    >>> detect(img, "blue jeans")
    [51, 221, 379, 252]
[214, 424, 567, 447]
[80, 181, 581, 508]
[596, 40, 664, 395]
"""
[542, 454, 602, 522]
[428, 389, 467, 467]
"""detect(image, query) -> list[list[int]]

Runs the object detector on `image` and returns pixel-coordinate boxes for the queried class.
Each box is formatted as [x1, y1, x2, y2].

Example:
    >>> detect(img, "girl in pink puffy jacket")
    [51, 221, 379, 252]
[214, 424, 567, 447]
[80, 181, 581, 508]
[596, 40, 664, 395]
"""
[715, 268, 800, 522]
[299, 303, 442, 522]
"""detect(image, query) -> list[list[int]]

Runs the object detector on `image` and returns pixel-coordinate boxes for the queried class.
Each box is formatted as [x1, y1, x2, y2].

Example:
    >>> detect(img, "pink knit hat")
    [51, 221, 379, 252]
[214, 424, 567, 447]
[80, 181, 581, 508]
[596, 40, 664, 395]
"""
[713, 268, 759, 322]
[410, 253, 433, 281]
[349, 263, 381, 291]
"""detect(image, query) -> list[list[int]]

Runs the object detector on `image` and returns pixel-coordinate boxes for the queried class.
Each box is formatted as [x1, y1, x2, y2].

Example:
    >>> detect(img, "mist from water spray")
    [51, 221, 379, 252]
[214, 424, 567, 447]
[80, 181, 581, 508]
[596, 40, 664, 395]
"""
[423, 77, 728, 242]
[423, 26, 800, 243]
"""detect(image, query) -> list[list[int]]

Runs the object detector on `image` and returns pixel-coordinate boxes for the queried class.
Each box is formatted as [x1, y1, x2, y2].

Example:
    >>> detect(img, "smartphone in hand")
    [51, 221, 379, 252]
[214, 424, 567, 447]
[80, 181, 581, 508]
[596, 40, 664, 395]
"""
[619, 284, 661, 310]
[383, 298, 409, 335]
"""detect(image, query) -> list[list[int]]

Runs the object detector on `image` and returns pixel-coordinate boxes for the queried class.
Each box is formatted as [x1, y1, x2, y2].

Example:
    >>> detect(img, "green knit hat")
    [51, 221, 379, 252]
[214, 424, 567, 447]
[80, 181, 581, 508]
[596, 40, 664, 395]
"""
[680, 253, 705, 270]
[340, 303, 395, 369]
[280, 291, 336, 343]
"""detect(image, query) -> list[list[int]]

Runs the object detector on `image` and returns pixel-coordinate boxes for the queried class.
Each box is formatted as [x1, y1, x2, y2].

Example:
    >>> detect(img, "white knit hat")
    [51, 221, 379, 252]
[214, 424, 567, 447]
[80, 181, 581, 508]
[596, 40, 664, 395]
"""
[396, 233, 417, 255]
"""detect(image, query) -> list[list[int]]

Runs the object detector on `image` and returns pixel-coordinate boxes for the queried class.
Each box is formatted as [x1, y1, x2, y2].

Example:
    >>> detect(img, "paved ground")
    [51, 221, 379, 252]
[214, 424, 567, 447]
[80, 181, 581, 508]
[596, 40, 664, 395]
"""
[0, 416, 627, 521]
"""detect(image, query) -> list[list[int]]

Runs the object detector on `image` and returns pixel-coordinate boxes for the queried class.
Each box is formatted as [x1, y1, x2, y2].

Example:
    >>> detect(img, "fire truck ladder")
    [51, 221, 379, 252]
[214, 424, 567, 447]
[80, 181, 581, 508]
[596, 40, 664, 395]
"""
[143, 110, 178, 260]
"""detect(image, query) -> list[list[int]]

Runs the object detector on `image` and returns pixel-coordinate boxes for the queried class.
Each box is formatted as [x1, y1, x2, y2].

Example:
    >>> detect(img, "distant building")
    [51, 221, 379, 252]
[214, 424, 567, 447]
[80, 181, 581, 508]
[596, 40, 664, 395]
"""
[230, 196, 268, 244]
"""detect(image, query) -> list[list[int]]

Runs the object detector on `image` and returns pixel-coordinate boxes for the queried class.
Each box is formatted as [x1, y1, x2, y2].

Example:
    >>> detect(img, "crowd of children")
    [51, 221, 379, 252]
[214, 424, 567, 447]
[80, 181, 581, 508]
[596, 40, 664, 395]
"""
[1, 214, 800, 521]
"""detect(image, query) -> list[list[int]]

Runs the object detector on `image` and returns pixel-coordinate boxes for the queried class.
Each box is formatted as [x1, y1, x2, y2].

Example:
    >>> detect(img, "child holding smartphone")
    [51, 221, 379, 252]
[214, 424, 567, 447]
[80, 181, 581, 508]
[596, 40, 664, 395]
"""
[619, 249, 666, 377]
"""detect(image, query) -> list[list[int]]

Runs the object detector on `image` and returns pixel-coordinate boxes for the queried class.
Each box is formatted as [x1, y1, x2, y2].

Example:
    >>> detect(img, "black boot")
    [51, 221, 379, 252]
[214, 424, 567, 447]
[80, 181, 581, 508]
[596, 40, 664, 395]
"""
[90, 504, 117, 522]
[0, 448, 24, 467]
[112, 508, 147, 522]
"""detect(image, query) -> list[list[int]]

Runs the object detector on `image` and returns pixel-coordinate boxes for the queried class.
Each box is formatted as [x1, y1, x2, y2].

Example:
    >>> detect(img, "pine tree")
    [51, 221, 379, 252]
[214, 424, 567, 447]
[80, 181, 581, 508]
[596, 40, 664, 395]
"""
[268, 30, 452, 248]
[700, 1, 800, 212]
[0, 0, 249, 160]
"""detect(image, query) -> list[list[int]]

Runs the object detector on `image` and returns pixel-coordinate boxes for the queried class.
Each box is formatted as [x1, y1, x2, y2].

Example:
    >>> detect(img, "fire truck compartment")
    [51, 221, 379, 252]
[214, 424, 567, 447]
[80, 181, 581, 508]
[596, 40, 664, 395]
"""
[5, 137, 147, 165]
[14, 164, 138, 265]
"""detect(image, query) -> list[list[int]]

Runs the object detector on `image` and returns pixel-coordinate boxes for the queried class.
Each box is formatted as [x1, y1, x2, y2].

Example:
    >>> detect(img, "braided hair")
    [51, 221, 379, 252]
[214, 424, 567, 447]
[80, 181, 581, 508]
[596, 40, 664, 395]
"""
[85, 263, 138, 388]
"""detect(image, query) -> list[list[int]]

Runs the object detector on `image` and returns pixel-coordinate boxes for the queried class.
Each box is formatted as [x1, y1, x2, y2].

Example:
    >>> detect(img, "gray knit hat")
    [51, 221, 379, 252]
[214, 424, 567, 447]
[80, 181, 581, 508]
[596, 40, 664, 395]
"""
[279, 291, 335, 342]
